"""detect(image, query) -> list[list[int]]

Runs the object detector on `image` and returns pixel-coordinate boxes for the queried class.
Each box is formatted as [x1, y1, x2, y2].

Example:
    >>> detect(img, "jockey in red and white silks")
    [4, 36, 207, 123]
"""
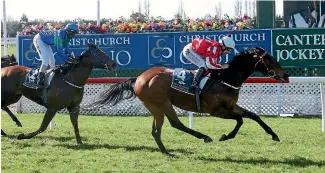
[182, 35, 237, 89]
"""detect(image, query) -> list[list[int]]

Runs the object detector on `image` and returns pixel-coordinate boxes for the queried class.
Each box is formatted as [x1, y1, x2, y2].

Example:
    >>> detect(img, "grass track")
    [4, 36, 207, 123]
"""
[1, 113, 325, 173]
[1, 45, 16, 56]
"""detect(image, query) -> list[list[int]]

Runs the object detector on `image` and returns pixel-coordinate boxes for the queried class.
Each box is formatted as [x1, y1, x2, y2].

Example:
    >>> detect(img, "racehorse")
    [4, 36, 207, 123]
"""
[1, 54, 22, 135]
[89, 47, 289, 156]
[1, 43, 117, 144]
[283, 0, 317, 28]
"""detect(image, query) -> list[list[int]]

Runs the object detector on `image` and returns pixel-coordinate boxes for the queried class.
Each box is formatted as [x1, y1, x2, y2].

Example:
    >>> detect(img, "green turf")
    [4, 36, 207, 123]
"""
[1, 45, 16, 56]
[1, 114, 325, 173]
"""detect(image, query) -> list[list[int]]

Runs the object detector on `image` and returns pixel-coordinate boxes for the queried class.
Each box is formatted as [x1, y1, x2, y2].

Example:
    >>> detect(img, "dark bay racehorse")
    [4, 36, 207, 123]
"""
[1, 54, 22, 135]
[1, 43, 117, 143]
[90, 47, 289, 156]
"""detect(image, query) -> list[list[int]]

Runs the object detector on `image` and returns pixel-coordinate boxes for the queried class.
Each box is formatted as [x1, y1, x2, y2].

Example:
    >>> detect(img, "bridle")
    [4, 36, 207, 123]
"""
[253, 51, 276, 78]
[89, 48, 111, 69]
[63, 47, 111, 89]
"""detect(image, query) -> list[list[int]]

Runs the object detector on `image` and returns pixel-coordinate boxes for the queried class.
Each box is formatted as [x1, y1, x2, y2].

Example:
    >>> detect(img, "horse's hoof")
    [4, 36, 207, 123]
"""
[16, 122, 22, 127]
[165, 152, 176, 158]
[204, 136, 213, 143]
[219, 134, 228, 141]
[17, 133, 25, 139]
[272, 136, 280, 142]
[77, 142, 83, 145]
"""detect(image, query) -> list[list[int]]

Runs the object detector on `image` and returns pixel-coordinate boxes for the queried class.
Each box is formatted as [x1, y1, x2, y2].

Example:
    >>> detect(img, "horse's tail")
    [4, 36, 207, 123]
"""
[87, 77, 137, 108]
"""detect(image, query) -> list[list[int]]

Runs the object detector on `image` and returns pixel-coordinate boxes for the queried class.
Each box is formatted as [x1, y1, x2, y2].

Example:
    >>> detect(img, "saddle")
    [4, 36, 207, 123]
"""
[171, 68, 210, 95]
[171, 68, 212, 112]
[23, 68, 54, 90]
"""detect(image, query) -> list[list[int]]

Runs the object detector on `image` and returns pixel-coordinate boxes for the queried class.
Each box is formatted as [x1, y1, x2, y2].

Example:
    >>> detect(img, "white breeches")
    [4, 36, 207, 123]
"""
[182, 43, 208, 70]
[33, 34, 55, 72]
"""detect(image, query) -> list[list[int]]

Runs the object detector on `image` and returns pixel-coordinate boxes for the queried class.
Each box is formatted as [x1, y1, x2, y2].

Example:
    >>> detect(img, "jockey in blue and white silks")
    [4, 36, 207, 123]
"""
[33, 23, 79, 88]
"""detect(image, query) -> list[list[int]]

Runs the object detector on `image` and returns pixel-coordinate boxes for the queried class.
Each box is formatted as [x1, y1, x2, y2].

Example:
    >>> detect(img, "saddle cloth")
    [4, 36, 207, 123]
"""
[171, 68, 209, 95]
[23, 68, 55, 89]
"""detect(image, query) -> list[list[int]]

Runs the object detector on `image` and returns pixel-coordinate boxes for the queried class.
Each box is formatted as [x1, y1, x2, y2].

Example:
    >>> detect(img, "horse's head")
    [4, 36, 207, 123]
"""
[249, 47, 289, 82]
[79, 43, 117, 71]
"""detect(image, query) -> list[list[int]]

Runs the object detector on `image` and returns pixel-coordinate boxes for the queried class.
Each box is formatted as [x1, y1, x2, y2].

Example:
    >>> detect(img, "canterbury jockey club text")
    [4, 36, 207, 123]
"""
[275, 34, 325, 60]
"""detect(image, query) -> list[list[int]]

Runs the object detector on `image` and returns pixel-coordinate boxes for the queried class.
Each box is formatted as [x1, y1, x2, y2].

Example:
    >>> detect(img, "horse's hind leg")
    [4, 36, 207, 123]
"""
[17, 109, 57, 140]
[2, 106, 22, 127]
[163, 101, 212, 143]
[235, 104, 280, 141]
[144, 103, 172, 156]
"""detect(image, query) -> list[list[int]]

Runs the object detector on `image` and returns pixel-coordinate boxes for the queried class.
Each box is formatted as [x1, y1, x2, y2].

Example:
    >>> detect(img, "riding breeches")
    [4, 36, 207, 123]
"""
[33, 34, 55, 73]
[182, 43, 208, 70]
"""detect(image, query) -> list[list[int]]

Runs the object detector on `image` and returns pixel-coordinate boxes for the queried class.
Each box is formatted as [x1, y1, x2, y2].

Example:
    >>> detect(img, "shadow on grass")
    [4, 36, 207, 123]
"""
[2, 134, 76, 143]
[54, 143, 194, 155]
[196, 156, 325, 167]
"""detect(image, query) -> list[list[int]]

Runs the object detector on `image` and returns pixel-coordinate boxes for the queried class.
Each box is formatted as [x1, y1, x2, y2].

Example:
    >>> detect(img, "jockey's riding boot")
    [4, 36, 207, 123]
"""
[191, 67, 206, 90]
[37, 72, 46, 88]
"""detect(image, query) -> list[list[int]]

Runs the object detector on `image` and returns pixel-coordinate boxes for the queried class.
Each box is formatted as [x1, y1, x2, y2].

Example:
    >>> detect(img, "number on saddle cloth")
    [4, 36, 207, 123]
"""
[23, 68, 54, 89]
[171, 68, 196, 95]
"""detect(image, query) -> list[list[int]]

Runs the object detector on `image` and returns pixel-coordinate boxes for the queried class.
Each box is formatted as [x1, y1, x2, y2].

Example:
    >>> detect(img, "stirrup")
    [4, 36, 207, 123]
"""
[194, 87, 201, 112]
[191, 81, 201, 90]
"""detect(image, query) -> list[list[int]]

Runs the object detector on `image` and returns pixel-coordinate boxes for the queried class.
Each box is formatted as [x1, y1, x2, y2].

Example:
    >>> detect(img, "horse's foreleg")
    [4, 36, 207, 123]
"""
[164, 102, 213, 143]
[236, 105, 280, 141]
[17, 109, 57, 140]
[219, 117, 243, 141]
[210, 108, 243, 141]
[67, 105, 82, 144]
[2, 106, 22, 127]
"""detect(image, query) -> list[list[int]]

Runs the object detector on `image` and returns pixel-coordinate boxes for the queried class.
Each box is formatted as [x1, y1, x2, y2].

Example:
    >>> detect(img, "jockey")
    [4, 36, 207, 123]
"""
[33, 23, 79, 88]
[182, 35, 237, 90]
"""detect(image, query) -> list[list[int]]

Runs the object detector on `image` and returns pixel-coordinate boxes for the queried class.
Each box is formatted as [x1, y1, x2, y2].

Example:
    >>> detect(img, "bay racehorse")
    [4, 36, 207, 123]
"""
[1, 54, 22, 135]
[1, 43, 117, 144]
[89, 47, 289, 156]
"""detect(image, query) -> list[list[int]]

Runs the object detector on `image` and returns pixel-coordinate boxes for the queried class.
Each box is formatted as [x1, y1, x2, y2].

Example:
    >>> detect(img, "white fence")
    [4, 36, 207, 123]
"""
[1, 37, 16, 45]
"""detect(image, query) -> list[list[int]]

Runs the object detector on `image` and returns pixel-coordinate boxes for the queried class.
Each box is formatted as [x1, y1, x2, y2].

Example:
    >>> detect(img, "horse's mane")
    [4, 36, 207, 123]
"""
[60, 43, 97, 66]
[209, 48, 257, 80]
